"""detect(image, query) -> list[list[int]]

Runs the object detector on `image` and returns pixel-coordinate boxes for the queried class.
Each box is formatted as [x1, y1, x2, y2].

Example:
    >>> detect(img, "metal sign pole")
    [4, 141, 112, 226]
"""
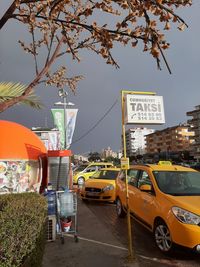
[121, 90, 134, 261]
[120, 90, 157, 262]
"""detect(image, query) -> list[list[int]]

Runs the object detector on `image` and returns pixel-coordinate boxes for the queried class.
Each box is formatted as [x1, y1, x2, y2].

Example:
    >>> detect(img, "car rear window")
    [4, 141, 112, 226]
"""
[93, 170, 119, 180]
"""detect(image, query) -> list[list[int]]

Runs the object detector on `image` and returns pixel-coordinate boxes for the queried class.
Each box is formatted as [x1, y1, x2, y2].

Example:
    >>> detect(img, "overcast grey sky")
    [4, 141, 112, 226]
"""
[0, 1, 200, 155]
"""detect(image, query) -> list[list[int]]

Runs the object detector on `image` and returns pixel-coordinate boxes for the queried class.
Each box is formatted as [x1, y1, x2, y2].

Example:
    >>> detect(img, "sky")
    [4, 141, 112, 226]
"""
[0, 1, 200, 155]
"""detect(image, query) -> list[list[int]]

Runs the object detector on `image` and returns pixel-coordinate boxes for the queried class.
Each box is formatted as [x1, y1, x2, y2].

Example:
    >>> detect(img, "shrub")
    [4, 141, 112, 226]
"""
[0, 193, 47, 267]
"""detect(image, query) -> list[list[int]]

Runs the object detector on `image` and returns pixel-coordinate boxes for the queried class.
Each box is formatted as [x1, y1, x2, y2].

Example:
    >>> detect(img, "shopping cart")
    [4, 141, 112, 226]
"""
[56, 190, 78, 244]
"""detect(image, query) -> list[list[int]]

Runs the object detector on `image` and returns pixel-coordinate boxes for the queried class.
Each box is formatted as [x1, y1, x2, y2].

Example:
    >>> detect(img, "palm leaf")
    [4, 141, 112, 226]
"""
[0, 82, 43, 109]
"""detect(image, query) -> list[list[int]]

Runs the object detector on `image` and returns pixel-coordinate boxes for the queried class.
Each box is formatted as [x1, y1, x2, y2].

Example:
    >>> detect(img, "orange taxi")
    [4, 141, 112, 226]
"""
[115, 161, 200, 254]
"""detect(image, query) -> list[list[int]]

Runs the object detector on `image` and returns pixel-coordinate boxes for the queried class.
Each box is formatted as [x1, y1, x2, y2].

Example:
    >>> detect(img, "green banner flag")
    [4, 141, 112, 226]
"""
[51, 109, 65, 149]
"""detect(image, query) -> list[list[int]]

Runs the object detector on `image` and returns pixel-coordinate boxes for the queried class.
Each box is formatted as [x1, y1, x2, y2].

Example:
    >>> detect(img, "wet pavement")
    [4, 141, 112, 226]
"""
[42, 196, 200, 267]
[85, 200, 200, 267]
[43, 196, 139, 267]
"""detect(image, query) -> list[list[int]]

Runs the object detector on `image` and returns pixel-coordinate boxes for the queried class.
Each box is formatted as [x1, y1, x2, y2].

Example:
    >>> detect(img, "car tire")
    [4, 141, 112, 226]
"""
[81, 197, 88, 202]
[116, 198, 126, 218]
[154, 220, 174, 254]
[77, 177, 85, 186]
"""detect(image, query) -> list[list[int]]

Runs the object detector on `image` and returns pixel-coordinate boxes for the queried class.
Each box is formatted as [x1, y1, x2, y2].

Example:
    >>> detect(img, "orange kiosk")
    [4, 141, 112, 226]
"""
[0, 120, 48, 194]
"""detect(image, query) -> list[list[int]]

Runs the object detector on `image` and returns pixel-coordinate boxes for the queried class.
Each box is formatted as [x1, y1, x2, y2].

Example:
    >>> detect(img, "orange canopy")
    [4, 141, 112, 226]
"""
[0, 120, 47, 160]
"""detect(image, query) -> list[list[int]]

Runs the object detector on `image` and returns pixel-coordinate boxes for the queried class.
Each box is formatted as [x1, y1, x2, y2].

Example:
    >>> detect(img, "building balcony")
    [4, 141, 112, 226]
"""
[166, 141, 171, 145]
[190, 133, 199, 139]
[187, 109, 200, 116]
[191, 142, 200, 147]
[187, 118, 198, 124]
[189, 127, 199, 132]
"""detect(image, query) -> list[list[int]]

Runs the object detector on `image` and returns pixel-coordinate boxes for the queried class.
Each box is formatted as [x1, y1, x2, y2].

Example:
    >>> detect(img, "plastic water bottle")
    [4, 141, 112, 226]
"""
[60, 191, 74, 217]
[44, 190, 56, 215]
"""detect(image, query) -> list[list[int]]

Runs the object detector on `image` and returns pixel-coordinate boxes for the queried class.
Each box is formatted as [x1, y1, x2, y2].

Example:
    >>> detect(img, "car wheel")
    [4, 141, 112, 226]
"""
[154, 220, 174, 254]
[77, 177, 85, 186]
[81, 197, 88, 202]
[116, 198, 126, 218]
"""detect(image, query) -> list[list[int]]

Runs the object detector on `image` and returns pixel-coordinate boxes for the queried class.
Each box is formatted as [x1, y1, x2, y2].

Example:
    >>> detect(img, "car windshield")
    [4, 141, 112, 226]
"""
[73, 165, 88, 172]
[153, 171, 200, 196]
[91, 170, 119, 180]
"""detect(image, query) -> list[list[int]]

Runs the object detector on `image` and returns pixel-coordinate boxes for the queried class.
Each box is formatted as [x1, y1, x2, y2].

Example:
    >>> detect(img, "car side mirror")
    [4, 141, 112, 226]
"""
[139, 184, 152, 192]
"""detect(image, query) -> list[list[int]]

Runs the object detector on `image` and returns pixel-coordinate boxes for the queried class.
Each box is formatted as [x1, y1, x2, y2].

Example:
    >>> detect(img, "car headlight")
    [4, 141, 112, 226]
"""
[102, 185, 114, 192]
[172, 206, 200, 225]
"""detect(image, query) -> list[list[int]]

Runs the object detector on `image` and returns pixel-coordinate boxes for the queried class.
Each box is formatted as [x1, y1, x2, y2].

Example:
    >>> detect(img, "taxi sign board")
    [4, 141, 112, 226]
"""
[158, 161, 172, 165]
[120, 157, 129, 170]
[125, 94, 165, 124]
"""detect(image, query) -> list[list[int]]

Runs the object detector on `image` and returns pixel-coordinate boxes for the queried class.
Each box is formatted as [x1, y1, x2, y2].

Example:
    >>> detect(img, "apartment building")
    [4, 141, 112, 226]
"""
[125, 127, 155, 157]
[145, 124, 194, 155]
[101, 147, 120, 159]
[187, 105, 200, 161]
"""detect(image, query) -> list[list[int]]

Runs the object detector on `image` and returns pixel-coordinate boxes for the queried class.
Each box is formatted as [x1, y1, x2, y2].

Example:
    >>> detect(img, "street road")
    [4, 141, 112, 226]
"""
[82, 199, 200, 267]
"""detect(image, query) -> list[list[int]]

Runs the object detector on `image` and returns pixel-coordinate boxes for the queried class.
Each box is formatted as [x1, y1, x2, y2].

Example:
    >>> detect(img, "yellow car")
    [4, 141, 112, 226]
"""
[115, 161, 200, 254]
[80, 167, 120, 202]
[73, 162, 113, 185]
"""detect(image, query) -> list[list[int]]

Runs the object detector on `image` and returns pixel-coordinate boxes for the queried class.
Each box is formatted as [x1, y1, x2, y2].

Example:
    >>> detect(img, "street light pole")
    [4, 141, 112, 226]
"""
[63, 94, 67, 149]
[54, 90, 75, 189]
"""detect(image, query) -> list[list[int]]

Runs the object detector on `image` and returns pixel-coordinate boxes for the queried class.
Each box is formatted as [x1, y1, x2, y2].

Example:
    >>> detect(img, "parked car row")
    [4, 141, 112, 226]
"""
[74, 161, 200, 255]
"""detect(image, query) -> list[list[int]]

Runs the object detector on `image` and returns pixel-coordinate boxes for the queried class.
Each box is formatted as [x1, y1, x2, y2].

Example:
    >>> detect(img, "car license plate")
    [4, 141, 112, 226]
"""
[86, 192, 99, 196]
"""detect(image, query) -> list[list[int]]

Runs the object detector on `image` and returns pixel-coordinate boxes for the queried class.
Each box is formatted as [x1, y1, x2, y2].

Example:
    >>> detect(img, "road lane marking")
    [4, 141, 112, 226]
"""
[138, 254, 185, 266]
[63, 234, 197, 266]
[64, 233, 128, 251]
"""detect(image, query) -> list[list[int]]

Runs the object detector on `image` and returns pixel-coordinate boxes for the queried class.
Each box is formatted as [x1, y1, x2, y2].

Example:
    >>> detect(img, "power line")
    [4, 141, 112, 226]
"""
[71, 97, 119, 145]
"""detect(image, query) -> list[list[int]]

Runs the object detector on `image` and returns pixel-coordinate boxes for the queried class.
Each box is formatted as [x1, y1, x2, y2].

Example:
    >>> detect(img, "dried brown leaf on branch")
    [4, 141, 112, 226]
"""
[0, 0, 193, 112]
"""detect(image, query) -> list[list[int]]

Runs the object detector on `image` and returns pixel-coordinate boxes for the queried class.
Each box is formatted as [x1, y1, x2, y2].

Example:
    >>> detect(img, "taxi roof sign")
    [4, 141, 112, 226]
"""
[158, 161, 172, 166]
